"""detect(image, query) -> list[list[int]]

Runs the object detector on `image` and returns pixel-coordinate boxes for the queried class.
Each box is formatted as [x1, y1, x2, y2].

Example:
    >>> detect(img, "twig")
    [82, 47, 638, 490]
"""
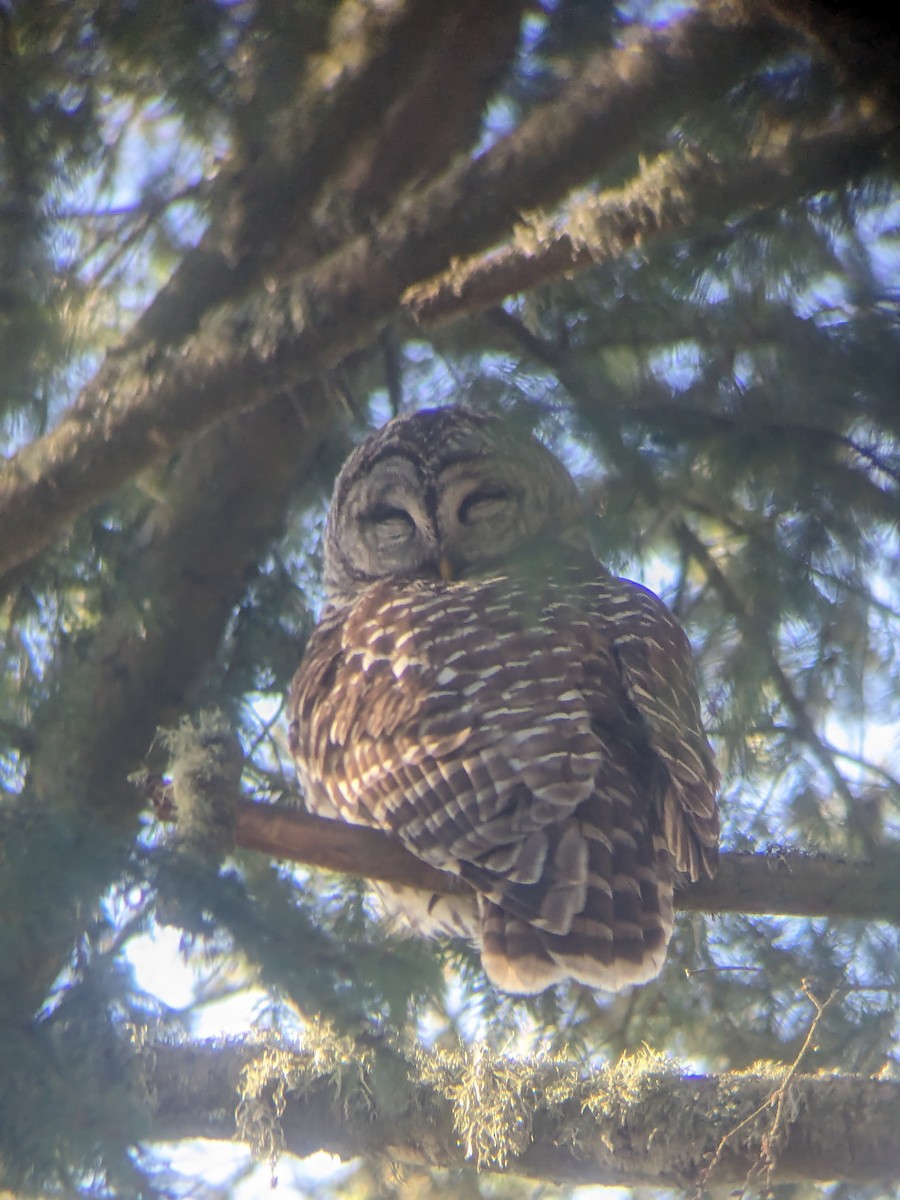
[757, 982, 842, 1183]
[702, 981, 841, 1193]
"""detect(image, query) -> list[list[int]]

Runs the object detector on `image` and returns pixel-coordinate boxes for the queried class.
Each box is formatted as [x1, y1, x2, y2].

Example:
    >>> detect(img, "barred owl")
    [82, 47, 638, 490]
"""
[289, 408, 718, 994]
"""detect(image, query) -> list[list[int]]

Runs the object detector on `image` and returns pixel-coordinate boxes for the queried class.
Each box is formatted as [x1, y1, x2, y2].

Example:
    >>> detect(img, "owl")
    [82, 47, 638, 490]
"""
[289, 408, 718, 994]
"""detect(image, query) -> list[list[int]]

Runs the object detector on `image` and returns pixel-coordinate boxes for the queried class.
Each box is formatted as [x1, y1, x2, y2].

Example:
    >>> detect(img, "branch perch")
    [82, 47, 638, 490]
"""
[232, 799, 900, 926]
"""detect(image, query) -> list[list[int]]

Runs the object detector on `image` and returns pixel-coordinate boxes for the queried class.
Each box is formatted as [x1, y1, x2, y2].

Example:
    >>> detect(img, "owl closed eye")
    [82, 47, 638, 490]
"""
[289, 407, 719, 994]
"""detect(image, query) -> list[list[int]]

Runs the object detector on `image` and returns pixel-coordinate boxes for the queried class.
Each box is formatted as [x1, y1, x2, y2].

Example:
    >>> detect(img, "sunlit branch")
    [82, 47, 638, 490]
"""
[144, 1038, 900, 1186]
[0, 3, 789, 582]
[230, 799, 900, 926]
[405, 126, 896, 328]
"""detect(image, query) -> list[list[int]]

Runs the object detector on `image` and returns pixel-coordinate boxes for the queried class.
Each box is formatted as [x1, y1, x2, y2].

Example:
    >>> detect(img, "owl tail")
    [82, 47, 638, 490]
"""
[478, 842, 675, 995]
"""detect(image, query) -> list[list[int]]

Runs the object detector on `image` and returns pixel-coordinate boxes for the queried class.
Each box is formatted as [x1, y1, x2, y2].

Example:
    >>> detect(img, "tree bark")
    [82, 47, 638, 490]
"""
[0, 2, 789, 581]
[406, 126, 896, 327]
[145, 1038, 900, 1187]
[231, 800, 900, 926]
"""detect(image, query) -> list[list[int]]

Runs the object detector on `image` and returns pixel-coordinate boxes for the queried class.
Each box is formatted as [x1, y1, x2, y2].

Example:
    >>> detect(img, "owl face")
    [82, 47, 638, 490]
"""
[322, 409, 587, 603]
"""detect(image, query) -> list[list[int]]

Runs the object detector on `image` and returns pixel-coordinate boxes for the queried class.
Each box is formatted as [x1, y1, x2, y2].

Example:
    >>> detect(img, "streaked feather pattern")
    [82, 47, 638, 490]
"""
[290, 568, 718, 994]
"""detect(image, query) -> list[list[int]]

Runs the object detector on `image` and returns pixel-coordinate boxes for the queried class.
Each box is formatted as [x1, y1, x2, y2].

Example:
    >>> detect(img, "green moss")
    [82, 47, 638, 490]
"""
[156, 709, 242, 857]
[235, 1020, 375, 1173]
[417, 1043, 578, 1170]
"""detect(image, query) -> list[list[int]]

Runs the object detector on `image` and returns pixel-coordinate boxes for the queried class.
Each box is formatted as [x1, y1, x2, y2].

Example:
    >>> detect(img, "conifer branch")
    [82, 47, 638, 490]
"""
[0, 2, 789, 582]
[119, 0, 484, 353]
[145, 1038, 900, 1186]
[405, 126, 895, 328]
[3, 4, 529, 1016]
[4, 394, 337, 1022]
[231, 799, 900, 926]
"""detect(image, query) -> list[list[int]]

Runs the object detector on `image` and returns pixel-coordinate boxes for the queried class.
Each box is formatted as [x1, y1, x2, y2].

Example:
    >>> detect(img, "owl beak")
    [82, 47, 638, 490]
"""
[437, 554, 455, 582]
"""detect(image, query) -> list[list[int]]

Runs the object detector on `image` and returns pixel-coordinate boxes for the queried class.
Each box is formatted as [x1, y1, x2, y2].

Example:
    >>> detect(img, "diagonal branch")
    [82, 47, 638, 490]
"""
[5, 4, 529, 1020]
[0, 2, 790, 580]
[405, 125, 897, 327]
[2, 391, 338, 1023]
[123, 0, 485, 353]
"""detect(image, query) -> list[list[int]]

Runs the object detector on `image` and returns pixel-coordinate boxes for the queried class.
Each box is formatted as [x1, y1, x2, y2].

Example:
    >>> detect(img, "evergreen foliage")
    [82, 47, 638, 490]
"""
[0, 1, 898, 1194]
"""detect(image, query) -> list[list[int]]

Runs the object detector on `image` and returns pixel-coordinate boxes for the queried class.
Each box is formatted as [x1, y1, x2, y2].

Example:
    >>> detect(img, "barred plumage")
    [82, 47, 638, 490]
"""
[289, 408, 718, 994]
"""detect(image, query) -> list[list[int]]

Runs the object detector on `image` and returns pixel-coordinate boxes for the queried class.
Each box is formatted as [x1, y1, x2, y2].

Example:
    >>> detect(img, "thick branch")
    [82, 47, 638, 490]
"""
[147, 1038, 900, 1186]
[3, 392, 336, 1021]
[0, 2, 789, 579]
[678, 845, 900, 924]
[1, 0, 525, 1019]
[233, 801, 900, 925]
[406, 126, 896, 327]
[329, 0, 528, 220]
[121, 0, 483, 353]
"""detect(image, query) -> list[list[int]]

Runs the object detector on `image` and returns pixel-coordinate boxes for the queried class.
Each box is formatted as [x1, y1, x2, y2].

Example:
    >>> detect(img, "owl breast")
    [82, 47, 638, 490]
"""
[290, 570, 718, 995]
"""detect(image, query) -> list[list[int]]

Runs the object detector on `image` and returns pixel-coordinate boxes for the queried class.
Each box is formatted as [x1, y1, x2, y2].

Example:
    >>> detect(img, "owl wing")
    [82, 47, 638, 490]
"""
[598, 577, 719, 880]
[289, 574, 718, 992]
[290, 579, 608, 922]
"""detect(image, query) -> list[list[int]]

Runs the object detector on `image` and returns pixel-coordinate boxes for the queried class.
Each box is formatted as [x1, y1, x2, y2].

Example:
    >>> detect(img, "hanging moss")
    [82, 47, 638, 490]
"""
[235, 1020, 376, 1175]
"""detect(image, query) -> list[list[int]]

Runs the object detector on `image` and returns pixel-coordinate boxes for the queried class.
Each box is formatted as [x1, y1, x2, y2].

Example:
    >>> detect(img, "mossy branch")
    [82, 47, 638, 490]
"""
[5, 1, 526, 1017]
[405, 125, 896, 328]
[0, 2, 789, 580]
[144, 1036, 900, 1186]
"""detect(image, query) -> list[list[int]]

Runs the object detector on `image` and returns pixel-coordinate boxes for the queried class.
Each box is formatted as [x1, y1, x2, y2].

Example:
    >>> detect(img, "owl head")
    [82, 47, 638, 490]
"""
[322, 408, 589, 603]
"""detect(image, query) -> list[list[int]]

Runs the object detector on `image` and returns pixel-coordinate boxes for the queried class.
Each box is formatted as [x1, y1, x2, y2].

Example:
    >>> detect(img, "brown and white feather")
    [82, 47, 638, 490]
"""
[289, 408, 719, 994]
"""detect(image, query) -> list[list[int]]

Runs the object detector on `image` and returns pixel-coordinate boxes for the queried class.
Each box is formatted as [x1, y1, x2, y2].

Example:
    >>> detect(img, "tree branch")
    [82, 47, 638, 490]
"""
[119, 0, 483, 353]
[3, 2, 531, 1019]
[3, 391, 337, 1021]
[0, 2, 789, 580]
[235, 799, 465, 898]
[145, 1038, 900, 1186]
[231, 800, 900, 926]
[405, 126, 896, 327]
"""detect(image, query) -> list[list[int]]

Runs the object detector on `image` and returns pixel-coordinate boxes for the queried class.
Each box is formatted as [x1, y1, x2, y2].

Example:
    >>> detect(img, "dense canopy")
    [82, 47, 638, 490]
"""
[1, 1, 898, 1195]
